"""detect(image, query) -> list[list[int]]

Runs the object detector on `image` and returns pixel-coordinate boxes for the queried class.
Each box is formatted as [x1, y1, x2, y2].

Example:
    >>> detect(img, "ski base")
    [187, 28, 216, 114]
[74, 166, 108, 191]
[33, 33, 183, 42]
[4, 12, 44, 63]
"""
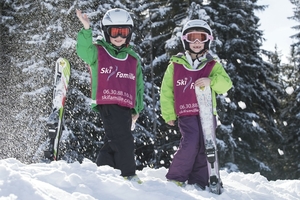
[195, 86, 222, 195]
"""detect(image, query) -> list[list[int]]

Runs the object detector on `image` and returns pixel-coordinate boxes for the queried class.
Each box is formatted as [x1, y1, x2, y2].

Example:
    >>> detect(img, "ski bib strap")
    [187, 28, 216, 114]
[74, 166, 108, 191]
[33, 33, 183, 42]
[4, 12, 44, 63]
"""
[95, 46, 137, 108]
[173, 60, 215, 116]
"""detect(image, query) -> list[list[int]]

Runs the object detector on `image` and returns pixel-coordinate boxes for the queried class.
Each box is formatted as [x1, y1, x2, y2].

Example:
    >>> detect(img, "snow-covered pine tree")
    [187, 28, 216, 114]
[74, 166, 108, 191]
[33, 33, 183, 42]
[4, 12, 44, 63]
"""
[203, 0, 284, 180]
[0, 0, 11, 157]
[275, 0, 300, 179]
[276, 57, 300, 179]
[0, 0, 61, 162]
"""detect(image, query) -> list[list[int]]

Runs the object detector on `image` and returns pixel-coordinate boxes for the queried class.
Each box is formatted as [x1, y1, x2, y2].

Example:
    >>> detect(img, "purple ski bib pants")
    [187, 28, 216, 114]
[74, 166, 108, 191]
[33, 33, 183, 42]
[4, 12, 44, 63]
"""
[166, 61, 216, 187]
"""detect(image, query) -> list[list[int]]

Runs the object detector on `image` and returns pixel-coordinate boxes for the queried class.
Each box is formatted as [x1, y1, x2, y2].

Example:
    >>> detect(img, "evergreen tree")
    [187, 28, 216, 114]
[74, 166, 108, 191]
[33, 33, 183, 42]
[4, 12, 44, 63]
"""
[0, 1, 10, 92]
[0, 0, 12, 156]
[277, 60, 300, 179]
[0, 0, 61, 161]
[203, 0, 283, 180]
[276, 0, 300, 179]
[261, 45, 282, 85]
[289, 0, 300, 68]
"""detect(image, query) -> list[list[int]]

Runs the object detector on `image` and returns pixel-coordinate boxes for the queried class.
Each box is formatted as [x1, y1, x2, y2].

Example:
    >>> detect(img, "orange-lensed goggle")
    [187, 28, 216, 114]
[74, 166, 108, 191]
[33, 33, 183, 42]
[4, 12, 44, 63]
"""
[181, 32, 213, 43]
[107, 27, 131, 38]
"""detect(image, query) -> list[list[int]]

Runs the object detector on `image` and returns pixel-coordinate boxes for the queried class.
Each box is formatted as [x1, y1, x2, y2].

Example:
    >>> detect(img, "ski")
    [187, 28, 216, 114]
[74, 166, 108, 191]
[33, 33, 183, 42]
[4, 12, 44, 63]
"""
[195, 86, 222, 195]
[44, 57, 71, 161]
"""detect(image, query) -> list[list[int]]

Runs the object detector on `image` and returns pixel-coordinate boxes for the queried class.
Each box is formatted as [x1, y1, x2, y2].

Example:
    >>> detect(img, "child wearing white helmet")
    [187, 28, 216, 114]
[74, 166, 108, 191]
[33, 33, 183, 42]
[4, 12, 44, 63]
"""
[76, 8, 144, 183]
[160, 19, 232, 189]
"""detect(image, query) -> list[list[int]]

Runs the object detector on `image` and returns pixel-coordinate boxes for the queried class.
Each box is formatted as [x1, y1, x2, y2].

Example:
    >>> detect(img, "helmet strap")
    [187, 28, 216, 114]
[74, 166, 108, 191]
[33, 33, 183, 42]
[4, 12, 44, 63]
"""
[196, 49, 208, 62]
[188, 48, 207, 59]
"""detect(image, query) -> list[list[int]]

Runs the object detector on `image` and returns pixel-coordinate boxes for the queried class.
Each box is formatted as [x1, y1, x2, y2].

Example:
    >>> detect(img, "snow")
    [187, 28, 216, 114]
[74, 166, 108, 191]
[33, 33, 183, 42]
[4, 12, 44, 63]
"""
[237, 101, 246, 109]
[0, 158, 299, 200]
[285, 87, 294, 95]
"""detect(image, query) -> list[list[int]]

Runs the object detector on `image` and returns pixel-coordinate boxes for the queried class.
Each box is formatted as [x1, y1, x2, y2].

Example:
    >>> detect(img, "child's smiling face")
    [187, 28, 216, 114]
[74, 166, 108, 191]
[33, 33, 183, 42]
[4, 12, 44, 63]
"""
[189, 41, 205, 54]
[186, 29, 207, 54]
[110, 36, 126, 47]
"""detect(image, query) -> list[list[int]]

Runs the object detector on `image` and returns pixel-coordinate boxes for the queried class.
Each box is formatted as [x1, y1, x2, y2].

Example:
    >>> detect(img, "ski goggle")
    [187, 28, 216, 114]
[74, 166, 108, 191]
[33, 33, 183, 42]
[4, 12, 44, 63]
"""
[107, 27, 131, 38]
[181, 32, 213, 43]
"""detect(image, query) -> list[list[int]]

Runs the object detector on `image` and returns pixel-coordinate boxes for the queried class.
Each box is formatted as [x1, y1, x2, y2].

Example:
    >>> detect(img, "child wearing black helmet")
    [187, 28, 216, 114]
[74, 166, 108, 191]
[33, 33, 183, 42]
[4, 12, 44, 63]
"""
[76, 9, 144, 183]
[160, 20, 232, 189]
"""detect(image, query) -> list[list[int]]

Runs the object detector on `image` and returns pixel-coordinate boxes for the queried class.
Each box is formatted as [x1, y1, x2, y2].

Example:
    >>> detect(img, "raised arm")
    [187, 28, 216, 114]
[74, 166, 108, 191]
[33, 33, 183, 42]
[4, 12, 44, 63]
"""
[76, 9, 90, 30]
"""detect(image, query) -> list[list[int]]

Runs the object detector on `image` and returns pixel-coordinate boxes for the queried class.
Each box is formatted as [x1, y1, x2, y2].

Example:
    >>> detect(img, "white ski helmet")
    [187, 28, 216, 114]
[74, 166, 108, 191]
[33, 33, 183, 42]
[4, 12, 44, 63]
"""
[101, 8, 134, 44]
[181, 20, 213, 53]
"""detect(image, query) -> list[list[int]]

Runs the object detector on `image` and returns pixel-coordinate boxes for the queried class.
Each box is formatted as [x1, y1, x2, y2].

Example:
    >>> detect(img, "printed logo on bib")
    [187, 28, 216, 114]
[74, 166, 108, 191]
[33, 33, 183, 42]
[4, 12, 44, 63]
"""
[101, 66, 135, 81]
[96, 46, 137, 108]
[173, 61, 215, 116]
[176, 77, 194, 93]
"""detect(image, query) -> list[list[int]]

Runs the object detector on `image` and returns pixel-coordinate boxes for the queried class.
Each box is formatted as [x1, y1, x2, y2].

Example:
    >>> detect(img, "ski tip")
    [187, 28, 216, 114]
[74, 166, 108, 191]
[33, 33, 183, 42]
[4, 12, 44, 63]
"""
[57, 57, 70, 67]
[55, 57, 71, 83]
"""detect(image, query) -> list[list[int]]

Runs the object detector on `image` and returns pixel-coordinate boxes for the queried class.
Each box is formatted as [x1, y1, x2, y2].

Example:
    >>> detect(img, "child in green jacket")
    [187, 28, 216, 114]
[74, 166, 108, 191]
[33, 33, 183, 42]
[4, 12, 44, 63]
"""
[160, 20, 232, 189]
[76, 8, 144, 183]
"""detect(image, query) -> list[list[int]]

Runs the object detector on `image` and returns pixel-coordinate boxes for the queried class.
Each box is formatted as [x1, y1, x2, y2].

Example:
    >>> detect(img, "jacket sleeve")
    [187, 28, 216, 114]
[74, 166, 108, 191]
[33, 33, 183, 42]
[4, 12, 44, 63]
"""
[76, 28, 98, 66]
[209, 62, 232, 94]
[160, 63, 176, 123]
[133, 61, 144, 114]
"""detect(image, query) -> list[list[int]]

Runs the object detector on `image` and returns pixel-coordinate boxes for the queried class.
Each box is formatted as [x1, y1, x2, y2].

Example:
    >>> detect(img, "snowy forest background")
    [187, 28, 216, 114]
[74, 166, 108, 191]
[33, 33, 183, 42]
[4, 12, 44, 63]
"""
[0, 0, 299, 181]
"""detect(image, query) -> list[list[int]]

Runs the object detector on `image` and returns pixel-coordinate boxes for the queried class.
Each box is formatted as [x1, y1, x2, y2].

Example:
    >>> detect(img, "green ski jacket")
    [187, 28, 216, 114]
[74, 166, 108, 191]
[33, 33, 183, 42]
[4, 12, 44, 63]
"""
[160, 53, 232, 123]
[76, 28, 144, 114]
